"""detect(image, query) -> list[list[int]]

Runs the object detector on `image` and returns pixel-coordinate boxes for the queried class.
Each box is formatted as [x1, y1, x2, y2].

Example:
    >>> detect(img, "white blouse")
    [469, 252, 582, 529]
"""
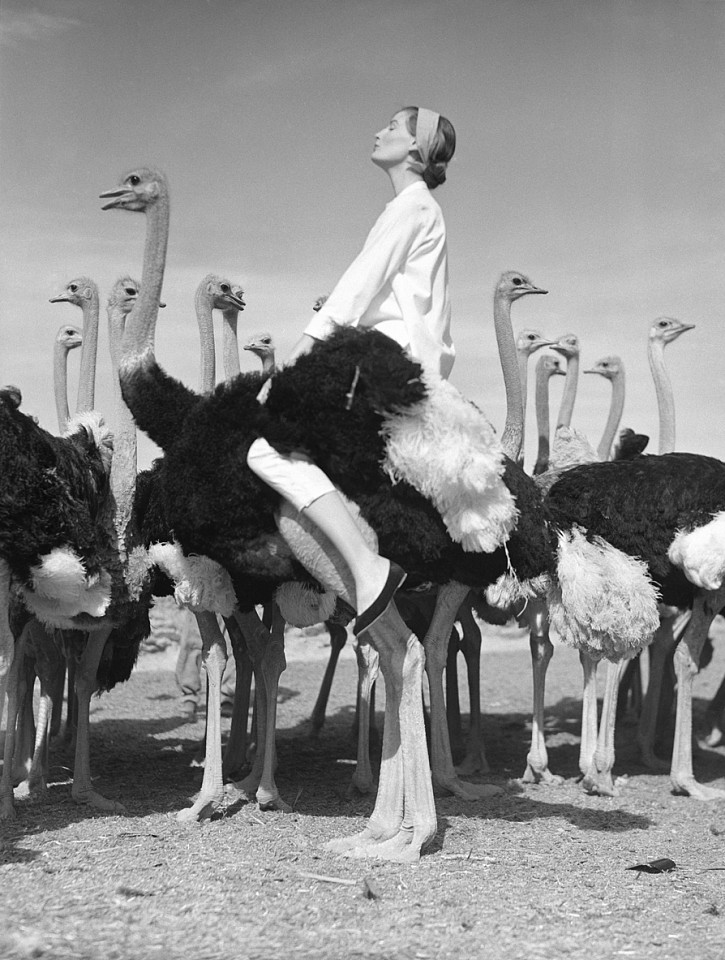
[304, 180, 455, 379]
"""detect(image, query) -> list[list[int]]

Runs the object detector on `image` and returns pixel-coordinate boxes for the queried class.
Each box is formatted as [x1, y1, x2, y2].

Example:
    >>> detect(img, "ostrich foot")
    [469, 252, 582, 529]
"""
[0, 797, 17, 820]
[703, 722, 724, 748]
[343, 827, 432, 863]
[257, 787, 292, 813]
[13, 777, 48, 802]
[581, 769, 618, 797]
[671, 776, 725, 801]
[176, 790, 225, 823]
[323, 822, 398, 855]
[73, 788, 127, 814]
[521, 763, 564, 785]
[433, 773, 503, 801]
[455, 747, 490, 777]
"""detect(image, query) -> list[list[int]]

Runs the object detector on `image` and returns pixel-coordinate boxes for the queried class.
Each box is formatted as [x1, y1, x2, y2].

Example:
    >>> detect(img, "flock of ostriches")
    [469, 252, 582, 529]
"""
[1, 166, 724, 863]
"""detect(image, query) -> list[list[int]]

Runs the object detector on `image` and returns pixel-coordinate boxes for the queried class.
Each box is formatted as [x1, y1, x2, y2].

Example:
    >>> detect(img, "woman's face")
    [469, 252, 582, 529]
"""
[371, 111, 416, 168]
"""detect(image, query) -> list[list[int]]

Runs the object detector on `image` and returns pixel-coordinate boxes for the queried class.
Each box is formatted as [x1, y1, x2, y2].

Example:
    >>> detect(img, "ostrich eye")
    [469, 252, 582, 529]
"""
[69, 284, 77, 292]
[221, 284, 230, 293]
[512, 277, 523, 286]
[658, 320, 668, 327]
[124, 287, 136, 296]
[128, 175, 140, 186]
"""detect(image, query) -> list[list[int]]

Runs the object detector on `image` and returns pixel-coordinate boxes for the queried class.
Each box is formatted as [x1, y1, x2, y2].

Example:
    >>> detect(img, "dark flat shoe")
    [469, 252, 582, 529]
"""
[353, 562, 407, 636]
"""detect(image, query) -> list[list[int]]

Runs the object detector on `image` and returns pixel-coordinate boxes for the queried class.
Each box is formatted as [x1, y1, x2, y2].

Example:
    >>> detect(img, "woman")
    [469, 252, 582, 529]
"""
[247, 106, 457, 635]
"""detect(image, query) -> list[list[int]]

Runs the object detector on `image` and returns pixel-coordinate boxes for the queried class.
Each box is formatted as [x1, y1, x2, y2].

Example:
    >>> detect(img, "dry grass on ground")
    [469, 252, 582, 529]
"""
[2, 619, 725, 960]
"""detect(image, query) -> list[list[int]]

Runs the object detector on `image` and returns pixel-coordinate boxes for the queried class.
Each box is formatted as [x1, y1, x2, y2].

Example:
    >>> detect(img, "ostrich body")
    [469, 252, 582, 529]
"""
[102, 167, 526, 858]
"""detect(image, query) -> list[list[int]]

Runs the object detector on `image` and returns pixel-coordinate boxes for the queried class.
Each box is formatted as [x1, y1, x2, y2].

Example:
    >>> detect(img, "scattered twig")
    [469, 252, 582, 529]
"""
[298, 871, 358, 887]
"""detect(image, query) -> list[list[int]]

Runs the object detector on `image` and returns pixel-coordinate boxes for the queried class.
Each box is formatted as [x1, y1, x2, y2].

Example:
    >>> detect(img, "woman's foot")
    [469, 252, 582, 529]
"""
[354, 561, 407, 636]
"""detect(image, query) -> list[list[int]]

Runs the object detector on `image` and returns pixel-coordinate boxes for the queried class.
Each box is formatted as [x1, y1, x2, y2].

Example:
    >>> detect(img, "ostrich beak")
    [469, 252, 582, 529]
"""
[99, 187, 131, 210]
[529, 286, 548, 295]
[49, 295, 70, 303]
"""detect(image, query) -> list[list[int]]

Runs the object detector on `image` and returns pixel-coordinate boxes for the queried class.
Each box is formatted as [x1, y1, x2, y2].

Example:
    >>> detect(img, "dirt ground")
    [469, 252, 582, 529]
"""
[2, 617, 725, 960]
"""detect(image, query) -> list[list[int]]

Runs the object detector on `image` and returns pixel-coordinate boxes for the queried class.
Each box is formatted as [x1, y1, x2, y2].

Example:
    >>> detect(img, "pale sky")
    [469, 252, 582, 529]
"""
[1, 0, 723, 470]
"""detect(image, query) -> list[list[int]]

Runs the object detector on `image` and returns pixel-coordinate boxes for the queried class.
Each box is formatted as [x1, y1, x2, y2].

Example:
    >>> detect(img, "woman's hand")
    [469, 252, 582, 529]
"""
[256, 376, 273, 404]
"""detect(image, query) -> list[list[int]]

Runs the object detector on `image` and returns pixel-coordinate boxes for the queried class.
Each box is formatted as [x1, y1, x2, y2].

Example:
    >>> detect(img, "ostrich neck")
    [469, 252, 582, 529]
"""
[261, 353, 276, 377]
[494, 295, 524, 460]
[648, 339, 675, 454]
[597, 372, 625, 461]
[222, 309, 241, 380]
[123, 194, 169, 367]
[54, 344, 71, 432]
[533, 367, 552, 474]
[108, 308, 138, 553]
[76, 289, 99, 413]
[195, 288, 216, 394]
[556, 355, 579, 428]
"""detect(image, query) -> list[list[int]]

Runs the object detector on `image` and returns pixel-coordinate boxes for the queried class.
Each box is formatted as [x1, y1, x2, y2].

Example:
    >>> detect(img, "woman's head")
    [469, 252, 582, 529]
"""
[372, 108, 456, 189]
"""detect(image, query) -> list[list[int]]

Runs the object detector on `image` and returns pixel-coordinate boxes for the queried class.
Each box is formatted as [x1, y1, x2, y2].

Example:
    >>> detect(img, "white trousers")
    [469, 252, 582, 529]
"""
[247, 437, 337, 512]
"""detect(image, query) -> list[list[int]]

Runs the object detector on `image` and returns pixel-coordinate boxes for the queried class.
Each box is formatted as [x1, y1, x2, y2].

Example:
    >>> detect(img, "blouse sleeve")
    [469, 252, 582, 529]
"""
[304, 198, 424, 340]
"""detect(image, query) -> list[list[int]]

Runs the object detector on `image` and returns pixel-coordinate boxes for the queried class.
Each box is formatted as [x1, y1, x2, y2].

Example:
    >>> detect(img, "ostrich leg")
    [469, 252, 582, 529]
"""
[446, 631, 464, 759]
[582, 657, 628, 796]
[704, 671, 725, 747]
[72, 626, 125, 812]
[637, 610, 690, 769]
[0, 560, 14, 751]
[671, 586, 725, 800]
[309, 621, 348, 737]
[522, 599, 563, 784]
[349, 637, 379, 795]
[177, 613, 228, 822]
[423, 580, 501, 799]
[325, 606, 437, 862]
[12, 653, 36, 786]
[455, 600, 489, 776]
[221, 613, 254, 781]
[578, 651, 599, 778]
[0, 624, 28, 820]
[229, 606, 291, 812]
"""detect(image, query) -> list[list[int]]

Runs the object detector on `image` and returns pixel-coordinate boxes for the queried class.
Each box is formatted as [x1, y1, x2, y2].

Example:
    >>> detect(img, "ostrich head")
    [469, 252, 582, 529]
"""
[551, 332, 580, 361]
[584, 355, 623, 381]
[243, 332, 276, 360]
[496, 271, 548, 302]
[537, 354, 565, 379]
[0, 385, 22, 410]
[100, 167, 168, 212]
[516, 328, 554, 357]
[49, 277, 96, 307]
[107, 276, 141, 315]
[198, 274, 246, 313]
[55, 324, 83, 353]
[649, 316, 695, 346]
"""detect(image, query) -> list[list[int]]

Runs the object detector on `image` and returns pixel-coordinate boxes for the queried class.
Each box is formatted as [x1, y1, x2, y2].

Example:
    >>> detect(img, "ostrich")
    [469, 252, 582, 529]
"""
[101, 166, 525, 859]
[514, 329, 554, 468]
[243, 332, 277, 378]
[582, 355, 626, 462]
[0, 390, 113, 818]
[551, 332, 580, 430]
[49, 277, 100, 415]
[53, 324, 83, 430]
[533, 354, 565, 474]
[544, 452, 725, 800]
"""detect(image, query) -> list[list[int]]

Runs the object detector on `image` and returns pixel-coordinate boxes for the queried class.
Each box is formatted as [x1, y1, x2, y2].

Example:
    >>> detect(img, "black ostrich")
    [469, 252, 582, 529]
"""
[101, 166, 535, 860]
[544, 452, 725, 799]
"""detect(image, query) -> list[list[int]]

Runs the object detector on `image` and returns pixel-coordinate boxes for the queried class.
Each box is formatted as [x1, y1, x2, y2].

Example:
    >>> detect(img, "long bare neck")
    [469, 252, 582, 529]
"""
[108, 306, 138, 553]
[76, 287, 99, 412]
[495, 294, 524, 460]
[533, 362, 552, 475]
[222, 309, 241, 380]
[597, 371, 625, 461]
[195, 287, 216, 394]
[54, 343, 71, 432]
[556, 354, 579, 428]
[122, 194, 169, 368]
[648, 338, 675, 454]
[261, 351, 276, 377]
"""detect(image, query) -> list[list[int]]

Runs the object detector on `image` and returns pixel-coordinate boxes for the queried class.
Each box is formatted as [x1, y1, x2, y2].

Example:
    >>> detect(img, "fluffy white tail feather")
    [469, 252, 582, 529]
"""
[275, 581, 337, 627]
[148, 542, 237, 616]
[25, 547, 112, 624]
[668, 512, 725, 591]
[381, 372, 517, 552]
[547, 527, 660, 660]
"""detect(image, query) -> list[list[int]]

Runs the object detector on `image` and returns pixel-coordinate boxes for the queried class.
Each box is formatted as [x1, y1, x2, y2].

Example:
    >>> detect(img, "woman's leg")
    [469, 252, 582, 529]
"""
[247, 439, 405, 631]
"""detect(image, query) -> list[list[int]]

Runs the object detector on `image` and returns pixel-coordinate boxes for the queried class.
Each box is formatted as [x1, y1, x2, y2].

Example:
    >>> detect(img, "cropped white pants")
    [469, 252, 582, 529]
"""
[246, 437, 337, 512]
